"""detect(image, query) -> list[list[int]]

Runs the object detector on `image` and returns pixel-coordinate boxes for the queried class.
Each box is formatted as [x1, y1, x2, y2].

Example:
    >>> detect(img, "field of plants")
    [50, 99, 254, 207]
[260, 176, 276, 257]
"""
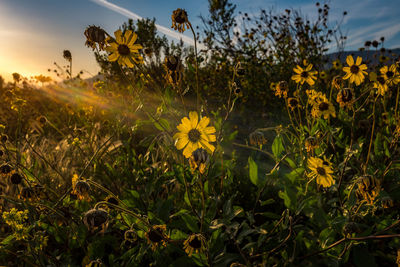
[1, 1, 400, 266]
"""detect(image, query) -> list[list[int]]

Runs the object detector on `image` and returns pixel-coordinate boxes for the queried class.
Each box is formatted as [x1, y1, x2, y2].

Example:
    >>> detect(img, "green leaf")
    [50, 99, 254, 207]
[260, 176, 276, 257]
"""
[272, 135, 285, 159]
[248, 157, 259, 187]
[153, 118, 171, 132]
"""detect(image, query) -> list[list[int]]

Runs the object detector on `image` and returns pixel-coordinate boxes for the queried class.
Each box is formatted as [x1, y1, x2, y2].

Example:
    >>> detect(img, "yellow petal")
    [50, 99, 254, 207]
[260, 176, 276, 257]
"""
[183, 143, 194, 158]
[108, 53, 119, 62]
[176, 136, 189, 150]
[346, 55, 354, 66]
[114, 29, 123, 43]
[200, 139, 215, 153]
[343, 72, 351, 80]
[356, 56, 362, 65]
[198, 116, 210, 130]
[203, 126, 216, 134]
[189, 111, 198, 129]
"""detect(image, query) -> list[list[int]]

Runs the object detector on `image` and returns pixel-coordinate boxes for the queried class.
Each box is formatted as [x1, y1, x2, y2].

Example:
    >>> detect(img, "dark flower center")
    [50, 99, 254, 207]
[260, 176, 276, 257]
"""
[148, 230, 163, 242]
[350, 65, 359, 74]
[174, 10, 188, 23]
[301, 71, 309, 78]
[188, 129, 201, 143]
[377, 76, 385, 84]
[289, 99, 298, 106]
[317, 167, 326, 175]
[387, 71, 394, 78]
[189, 236, 202, 249]
[118, 44, 130, 55]
[318, 102, 329, 111]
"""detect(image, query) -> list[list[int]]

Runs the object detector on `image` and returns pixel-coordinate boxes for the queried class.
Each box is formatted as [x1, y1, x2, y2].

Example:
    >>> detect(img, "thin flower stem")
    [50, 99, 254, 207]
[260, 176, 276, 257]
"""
[364, 97, 377, 171]
[188, 22, 200, 112]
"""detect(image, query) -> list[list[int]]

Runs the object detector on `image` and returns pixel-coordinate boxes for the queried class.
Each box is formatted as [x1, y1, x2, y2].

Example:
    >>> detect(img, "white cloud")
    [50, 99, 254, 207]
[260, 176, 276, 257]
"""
[89, 0, 204, 49]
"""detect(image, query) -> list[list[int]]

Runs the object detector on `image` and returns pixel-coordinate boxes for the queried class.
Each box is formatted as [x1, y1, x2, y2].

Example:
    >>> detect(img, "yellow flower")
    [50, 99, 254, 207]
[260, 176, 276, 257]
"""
[106, 29, 143, 67]
[373, 76, 389, 96]
[307, 157, 334, 188]
[306, 89, 325, 105]
[380, 64, 400, 86]
[291, 63, 318, 86]
[174, 111, 216, 158]
[332, 59, 342, 70]
[336, 88, 354, 109]
[183, 233, 206, 257]
[342, 55, 368, 85]
[319, 71, 328, 80]
[171, 8, 190, 33]
[311, 99, 336, 119]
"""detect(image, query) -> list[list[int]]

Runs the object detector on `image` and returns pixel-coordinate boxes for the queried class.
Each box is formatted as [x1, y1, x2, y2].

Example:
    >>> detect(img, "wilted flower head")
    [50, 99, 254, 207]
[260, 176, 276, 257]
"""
[63, 50, 72, 61]
[171, 8, 190, 33]
[183, 233, 206, 257]
[164, 55, 183, 86]
[72, 174, 90, 201]
[84, 25, 107, 51]
[189, 148, 209, 174]
[12, 73, 21, 83]
[145, 224, 168, 250]
[356, 175, 381, 205]
[83, 208, 109, 232]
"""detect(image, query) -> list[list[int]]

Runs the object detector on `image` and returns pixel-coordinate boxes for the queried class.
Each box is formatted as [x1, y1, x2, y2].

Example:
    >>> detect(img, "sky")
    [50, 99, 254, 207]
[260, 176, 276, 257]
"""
[0, 0, 399, 81]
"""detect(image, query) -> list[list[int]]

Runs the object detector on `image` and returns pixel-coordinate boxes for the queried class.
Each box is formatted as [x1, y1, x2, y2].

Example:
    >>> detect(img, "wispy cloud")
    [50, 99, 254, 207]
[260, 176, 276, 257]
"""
[89, 0, 201, 48]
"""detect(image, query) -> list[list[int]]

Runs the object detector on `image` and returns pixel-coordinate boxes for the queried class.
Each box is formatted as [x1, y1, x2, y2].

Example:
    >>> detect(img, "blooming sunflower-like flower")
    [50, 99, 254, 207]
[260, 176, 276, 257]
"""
[342, 55, 368, 85]
[145, 224, 168, 250]
[332, 59, 342, 70]
[291, 62, 318, 86]
[106, 29, 143, 68]
[311, 99, 336, 119]
[183, 233, 206, 257]
[373, 76, 389, 96]
[380, 64, 400, 86]
[307, 157, 334, 188]
[174, 111, 216, 158]
[171, 8, 190, 33]
[336, 87, 354, 109]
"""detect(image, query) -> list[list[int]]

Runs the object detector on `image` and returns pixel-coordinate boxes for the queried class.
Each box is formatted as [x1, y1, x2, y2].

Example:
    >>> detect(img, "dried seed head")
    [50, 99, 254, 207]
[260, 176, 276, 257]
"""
[10, 172, 23, 185]
[63, 50, 72, 61]
[83, 208, 108, 231]
[84, 25, 107, 51]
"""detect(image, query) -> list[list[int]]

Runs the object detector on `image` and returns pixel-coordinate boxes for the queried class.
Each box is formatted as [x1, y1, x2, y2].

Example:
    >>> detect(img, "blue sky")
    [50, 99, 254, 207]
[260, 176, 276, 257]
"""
[0, 0, 399, 81]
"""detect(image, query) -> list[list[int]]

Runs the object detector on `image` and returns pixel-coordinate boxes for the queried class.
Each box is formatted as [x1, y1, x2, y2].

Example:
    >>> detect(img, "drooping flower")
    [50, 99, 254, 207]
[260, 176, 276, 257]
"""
[336, 87, 354, 109]
[355, 175, 381, 205]
[287, 97, 301, 111]
[331, 75, 344, 90]
[84, 25, 107, 51]
[174, 111, 216, 158]
[171, 8, 190, 33]
[106, 29, 143, 68]
[291, 62, 318, 86]
[183, 233, 206, 257]
[342, 55, 368, 85]
[307, 157, 335, 188]
[275, 81, 289, 98]
[145, 224, 168, 250]
[189, 148, 209, 174]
